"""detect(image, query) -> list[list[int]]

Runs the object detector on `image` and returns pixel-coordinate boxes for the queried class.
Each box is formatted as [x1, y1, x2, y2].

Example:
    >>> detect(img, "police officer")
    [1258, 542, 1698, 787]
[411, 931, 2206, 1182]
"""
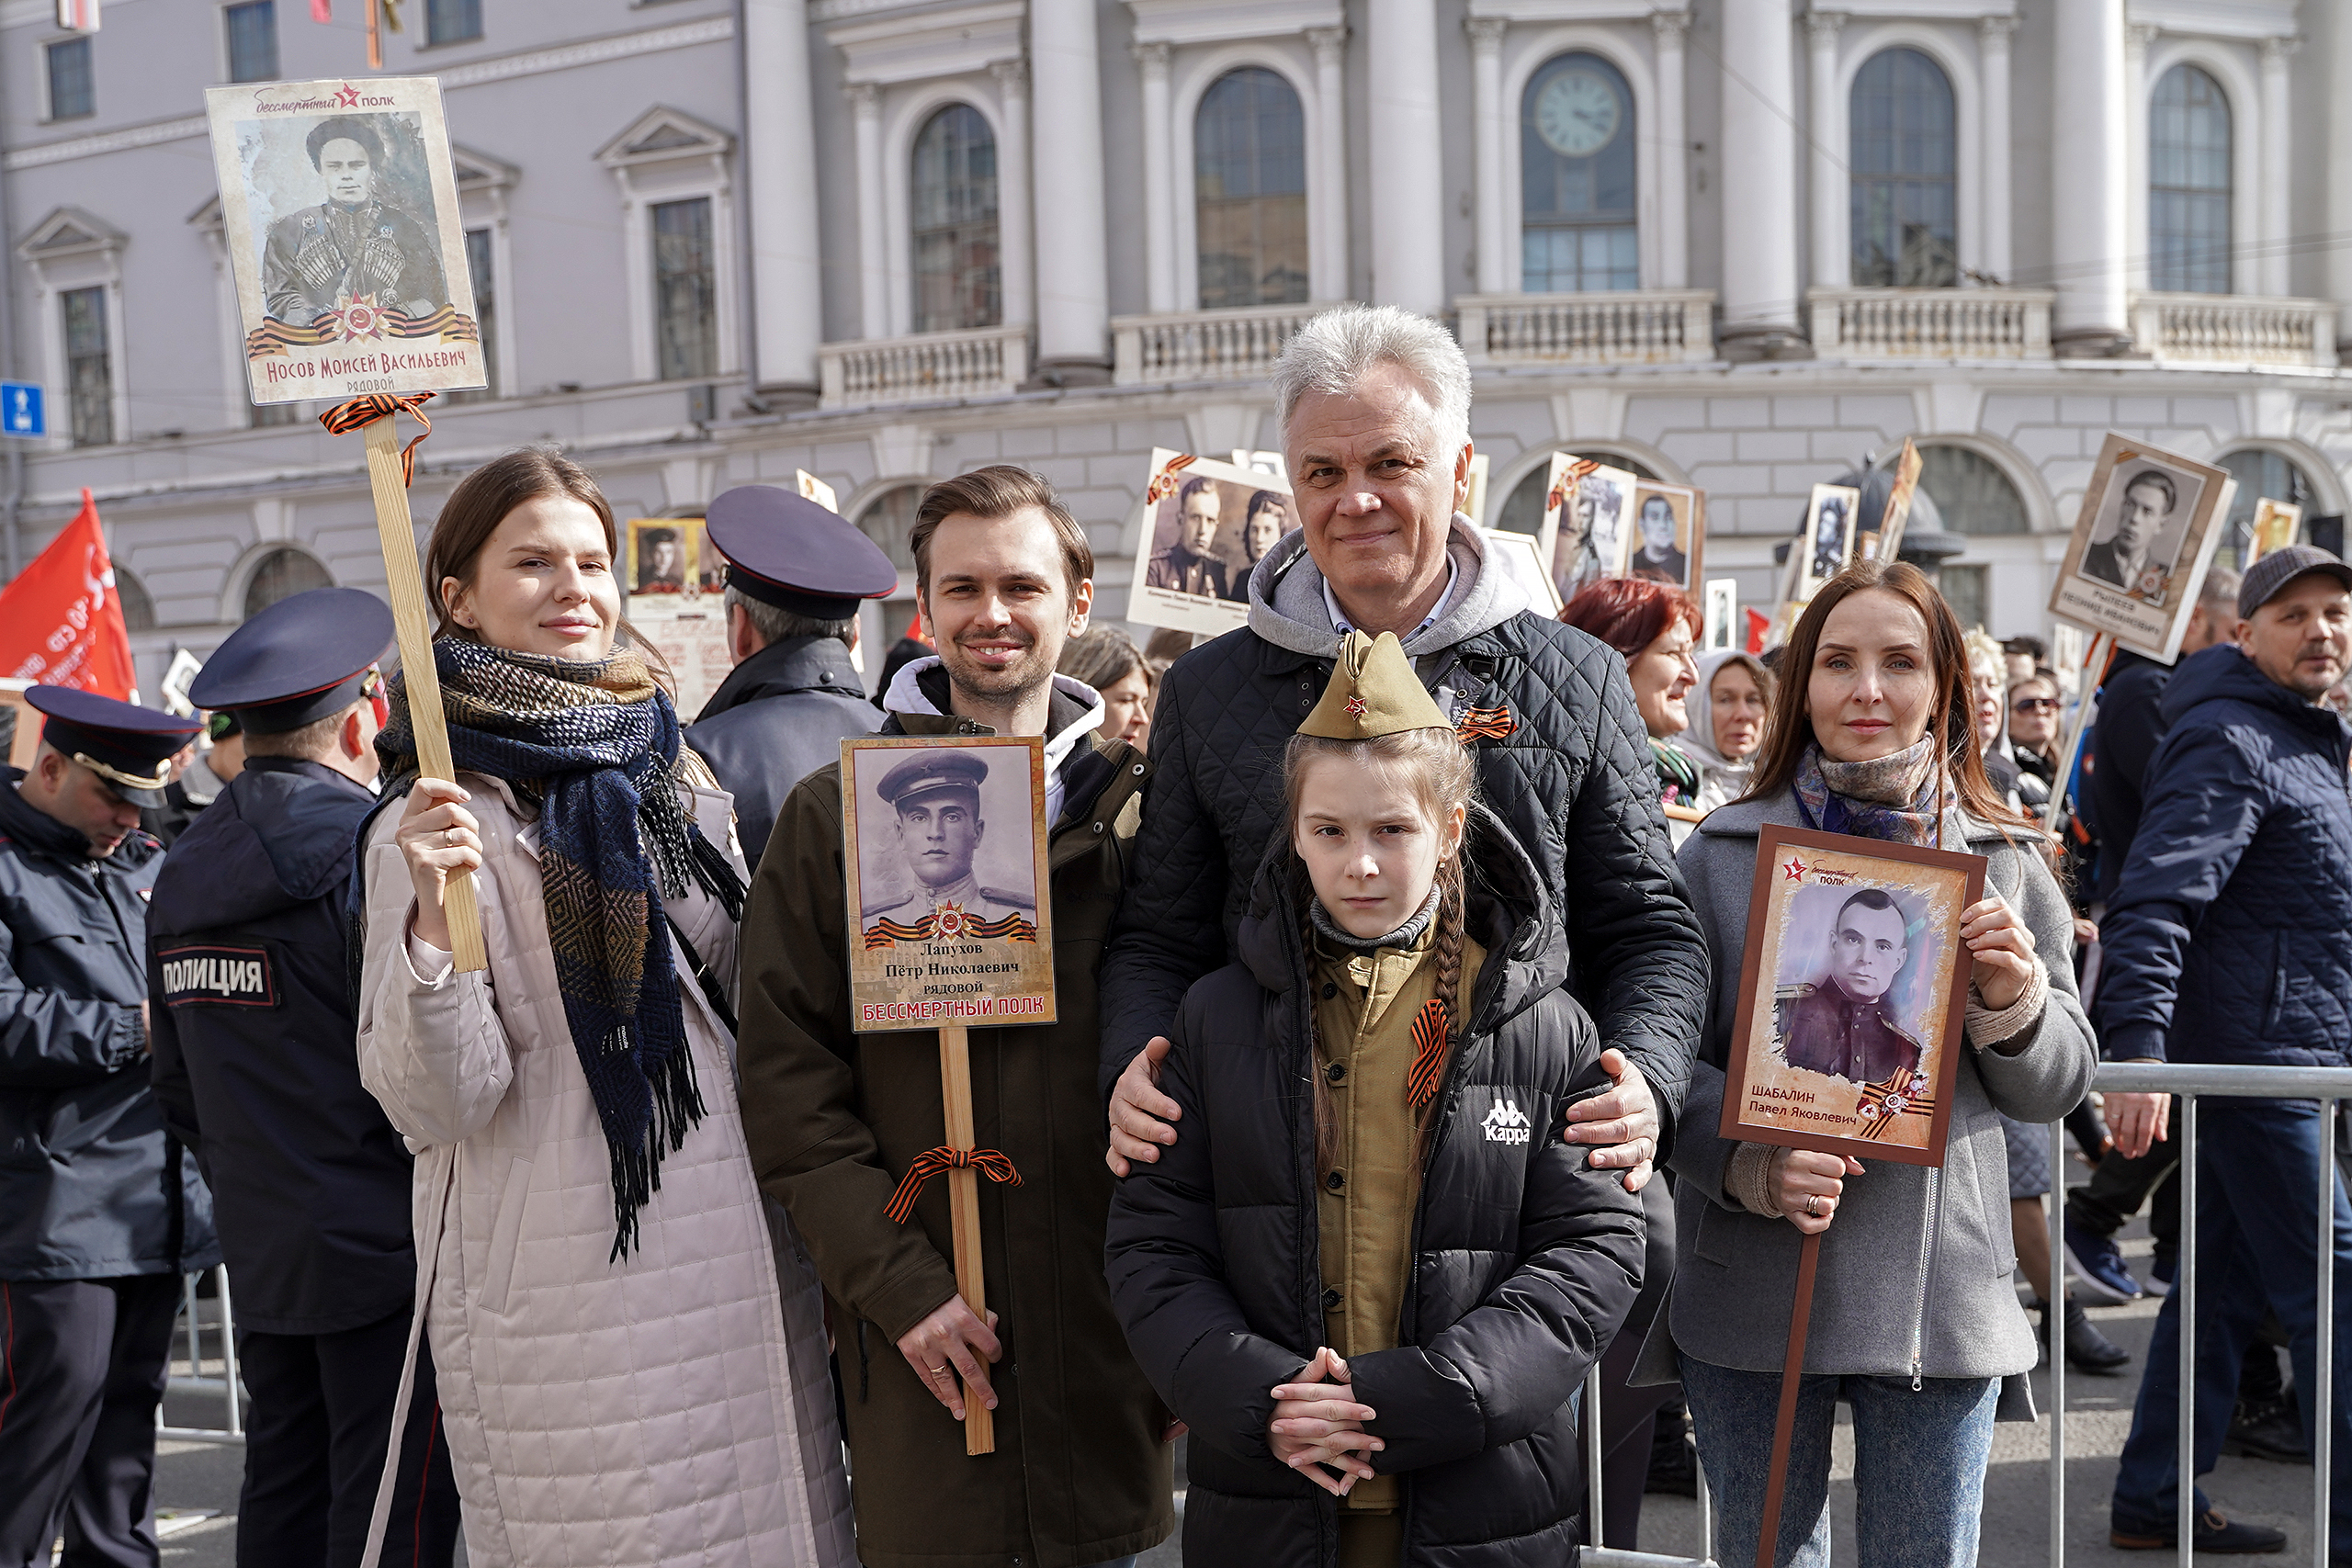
[147, 711, 244, 847]
[145, 589, 458, 1568]
[687, 484, 897, 864]
[0, 686, 217, 1568]
[859, 750, 1036, 940]
[1775, 886, 1925, 1085]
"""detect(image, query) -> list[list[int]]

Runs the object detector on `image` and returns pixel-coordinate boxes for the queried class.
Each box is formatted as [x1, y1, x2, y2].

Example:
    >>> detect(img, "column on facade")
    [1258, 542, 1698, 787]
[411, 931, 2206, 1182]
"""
[1466, 17, 1508, 296]
[1366, 0, 1447, 314]
[2052, 0, 2129, 348]
[1652, 10, 1690, 289]
[1804, 10, 1845, 291]
[1308, 26, 1351, 301]
[742, 0, 824, 389]
[850, 84, 889, 339]
[1718, 0, 1803, 348]
[1030, 0, 1111, 369]
[1136, 41, 1177, 314]
[993, 60, 1035, 327]
[2259, 38, 2296, 299]
[1978, 17, 2015, 283]
[2332, 0, 2352, 344]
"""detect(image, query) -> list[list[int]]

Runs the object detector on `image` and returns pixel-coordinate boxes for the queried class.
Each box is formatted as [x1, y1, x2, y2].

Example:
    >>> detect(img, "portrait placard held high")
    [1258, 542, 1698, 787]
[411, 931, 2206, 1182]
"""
[1719, 826, 1984, 1168]
[841, 735, 1057, 1032]
[2048, 434, 2234, 661]
[1533, 454, 1640, 604]
[1125, 449, 1301, 637]
[206, 77, 486, 406]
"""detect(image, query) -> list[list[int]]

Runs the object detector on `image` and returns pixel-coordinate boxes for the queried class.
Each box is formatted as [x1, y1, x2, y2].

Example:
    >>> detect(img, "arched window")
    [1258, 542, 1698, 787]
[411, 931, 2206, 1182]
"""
[1521, 53, 1636, 293]
[1850, 49, 1957, 288]
[113, 568, 156, 632]
[2151, 64, 2231, 295]
[910, 105, 1000, 333]
[1918, 446, 2028, 536]
[242, 547, 333, 620]
[1493, 451, 1657, 536]
[2218, 449, 2316, 564]
[1195, 68, 1308, 309]
[855, 482, 924, 645]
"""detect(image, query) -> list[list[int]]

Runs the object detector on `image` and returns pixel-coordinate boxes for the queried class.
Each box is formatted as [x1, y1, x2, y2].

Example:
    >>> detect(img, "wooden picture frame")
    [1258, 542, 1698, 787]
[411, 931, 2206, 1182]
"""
[841, 734, 1057, 1032]
[1623, 480, 1705, 591]
[2047, 433, 2235, 662]
[1703, 579, 1738, 651]
[2247, 497, 2303, 565]
[1718, 825, 1985, 1169]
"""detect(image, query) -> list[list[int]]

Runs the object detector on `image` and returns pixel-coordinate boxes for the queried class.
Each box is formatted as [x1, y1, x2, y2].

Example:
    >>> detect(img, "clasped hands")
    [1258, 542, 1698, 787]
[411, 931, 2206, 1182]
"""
[1269, 1347, 1382, 1496]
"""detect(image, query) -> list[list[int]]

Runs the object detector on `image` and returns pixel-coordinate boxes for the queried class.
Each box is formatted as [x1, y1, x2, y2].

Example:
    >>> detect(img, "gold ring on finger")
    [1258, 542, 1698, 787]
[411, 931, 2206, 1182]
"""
[1805, 1194, 1823, 1217]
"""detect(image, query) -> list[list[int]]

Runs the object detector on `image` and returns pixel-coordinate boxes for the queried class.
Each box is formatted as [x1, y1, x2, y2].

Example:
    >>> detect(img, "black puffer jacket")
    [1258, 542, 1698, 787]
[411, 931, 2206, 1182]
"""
[1100, 565, 1707, 1147]
[1105, 809, 1646, 1566]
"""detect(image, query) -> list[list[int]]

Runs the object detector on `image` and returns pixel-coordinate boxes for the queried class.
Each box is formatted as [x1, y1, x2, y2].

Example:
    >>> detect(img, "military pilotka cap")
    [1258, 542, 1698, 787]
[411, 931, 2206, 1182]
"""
[2239, 544, 2352, 620]
[876, 749, 988, 811]
[1298, 630, 1452, 739]
[189, 586, 394, 734]
[23, 686, 201, 807]
[704, 485, 898, 620]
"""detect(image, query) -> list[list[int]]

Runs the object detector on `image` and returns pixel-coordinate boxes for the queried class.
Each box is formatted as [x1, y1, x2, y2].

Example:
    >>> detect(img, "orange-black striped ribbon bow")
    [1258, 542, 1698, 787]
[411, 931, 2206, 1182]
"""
[1454, 705, 1517, 744]
[1854, 1064, 1935, 1141]
[886, 1146, 1023, 1224]
[1408, 998, 1452, 1109]
[319, 390, 436, 487]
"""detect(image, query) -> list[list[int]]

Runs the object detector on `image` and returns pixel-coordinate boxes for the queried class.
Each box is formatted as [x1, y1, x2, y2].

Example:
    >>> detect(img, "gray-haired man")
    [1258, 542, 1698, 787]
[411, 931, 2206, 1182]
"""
[1097, 302, 1708, 1549]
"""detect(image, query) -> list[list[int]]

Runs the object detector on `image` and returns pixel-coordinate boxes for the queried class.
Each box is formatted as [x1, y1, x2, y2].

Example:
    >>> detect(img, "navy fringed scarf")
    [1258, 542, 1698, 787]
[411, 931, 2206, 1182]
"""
[372, 639, 745, 1258]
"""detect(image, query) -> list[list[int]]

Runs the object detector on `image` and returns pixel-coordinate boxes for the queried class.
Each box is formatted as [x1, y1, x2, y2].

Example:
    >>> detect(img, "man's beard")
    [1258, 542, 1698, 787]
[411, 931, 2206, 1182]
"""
[942, 635, 1053, 705]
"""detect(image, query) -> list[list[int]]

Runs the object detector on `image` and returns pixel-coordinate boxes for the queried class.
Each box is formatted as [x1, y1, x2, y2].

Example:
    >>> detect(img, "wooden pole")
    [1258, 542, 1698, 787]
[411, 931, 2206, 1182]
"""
[1754, 1230, 1823, 1568]
[2042, 630, 2114, 834]
[359, 415, 486, 972]
[936, 1021, 994, 1455]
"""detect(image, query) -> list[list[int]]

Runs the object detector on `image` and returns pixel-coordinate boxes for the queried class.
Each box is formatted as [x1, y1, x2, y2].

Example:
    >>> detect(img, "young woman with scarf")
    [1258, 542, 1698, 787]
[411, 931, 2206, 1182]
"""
[351, 449, 854, 1568]
[1641, 561, 2096, 1568]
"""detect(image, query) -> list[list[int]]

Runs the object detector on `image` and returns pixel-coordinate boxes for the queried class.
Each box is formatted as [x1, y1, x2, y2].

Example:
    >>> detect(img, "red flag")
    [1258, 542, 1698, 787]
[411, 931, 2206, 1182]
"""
[0, 489, 136, 699]
[311, 0, 330, 18]
[1743, 607, 1770, 655]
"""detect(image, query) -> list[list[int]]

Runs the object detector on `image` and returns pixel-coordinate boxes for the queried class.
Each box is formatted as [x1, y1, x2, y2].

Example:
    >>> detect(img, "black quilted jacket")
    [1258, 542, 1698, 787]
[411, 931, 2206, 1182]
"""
[1104, 811, 1645, 1566]
[1099, 610, 1710, 1145]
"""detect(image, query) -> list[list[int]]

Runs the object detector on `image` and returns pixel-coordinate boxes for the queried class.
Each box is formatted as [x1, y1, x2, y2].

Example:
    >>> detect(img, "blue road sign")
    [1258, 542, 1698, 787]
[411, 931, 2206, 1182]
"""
[1, 382, 44, 439]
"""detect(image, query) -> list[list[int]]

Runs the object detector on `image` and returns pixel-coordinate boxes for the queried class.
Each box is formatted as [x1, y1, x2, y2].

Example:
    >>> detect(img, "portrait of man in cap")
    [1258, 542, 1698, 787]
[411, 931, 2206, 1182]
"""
[1775, 886, 1927, 1086]
[258, 114, 447, 329]
[1146, 476, 1231, 600]
[858, 748, 1036, 942]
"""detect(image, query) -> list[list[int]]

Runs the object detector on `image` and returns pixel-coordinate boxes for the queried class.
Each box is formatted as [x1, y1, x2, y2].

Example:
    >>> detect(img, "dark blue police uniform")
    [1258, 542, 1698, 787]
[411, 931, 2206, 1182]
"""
[145, 589, 457, 1568]
[686, 484, 896, 864]
[0, 688, 216, 1568]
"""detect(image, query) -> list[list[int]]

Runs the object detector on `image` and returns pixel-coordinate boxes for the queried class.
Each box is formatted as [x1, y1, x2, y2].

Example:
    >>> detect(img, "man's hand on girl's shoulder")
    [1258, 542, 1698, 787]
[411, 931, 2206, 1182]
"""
[1563, 1049, 1659, 1191]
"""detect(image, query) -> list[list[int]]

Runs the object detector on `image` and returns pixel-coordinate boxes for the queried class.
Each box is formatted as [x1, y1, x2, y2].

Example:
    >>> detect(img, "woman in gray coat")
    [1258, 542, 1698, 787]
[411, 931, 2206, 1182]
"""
[1656, 561, 2096, 1568]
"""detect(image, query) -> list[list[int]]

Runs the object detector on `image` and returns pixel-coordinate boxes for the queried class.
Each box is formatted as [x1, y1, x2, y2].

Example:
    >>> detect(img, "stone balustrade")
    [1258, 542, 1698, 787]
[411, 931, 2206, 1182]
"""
[1808, 286, 2054, 359]
[818, 323, 1032, 410]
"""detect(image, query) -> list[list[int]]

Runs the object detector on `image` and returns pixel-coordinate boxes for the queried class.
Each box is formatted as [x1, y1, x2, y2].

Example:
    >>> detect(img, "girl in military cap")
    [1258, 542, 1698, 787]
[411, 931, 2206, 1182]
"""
[1104, 629, 1646, 1566]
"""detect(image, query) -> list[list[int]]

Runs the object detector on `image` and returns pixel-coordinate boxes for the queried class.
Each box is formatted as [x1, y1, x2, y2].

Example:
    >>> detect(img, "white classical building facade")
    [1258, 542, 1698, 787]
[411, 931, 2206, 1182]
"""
[3, 0, 2349, 689]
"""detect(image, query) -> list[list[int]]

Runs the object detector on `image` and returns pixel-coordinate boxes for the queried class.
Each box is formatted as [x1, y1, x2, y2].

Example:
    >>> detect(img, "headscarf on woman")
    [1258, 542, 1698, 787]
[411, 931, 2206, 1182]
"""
[1675, 649, 1773, 811]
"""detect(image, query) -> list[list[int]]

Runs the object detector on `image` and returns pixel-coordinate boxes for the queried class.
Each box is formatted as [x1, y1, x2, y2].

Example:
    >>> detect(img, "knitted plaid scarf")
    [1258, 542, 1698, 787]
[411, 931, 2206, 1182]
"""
[372, 638, 745, 1258]
[1792, 736, 1955, 848]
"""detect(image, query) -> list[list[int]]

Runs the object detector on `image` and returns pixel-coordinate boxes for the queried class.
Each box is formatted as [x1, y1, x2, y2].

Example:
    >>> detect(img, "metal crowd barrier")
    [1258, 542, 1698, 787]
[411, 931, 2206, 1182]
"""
[159, 1263, 245, 1446]
[1576, 1061, 2352, 1568]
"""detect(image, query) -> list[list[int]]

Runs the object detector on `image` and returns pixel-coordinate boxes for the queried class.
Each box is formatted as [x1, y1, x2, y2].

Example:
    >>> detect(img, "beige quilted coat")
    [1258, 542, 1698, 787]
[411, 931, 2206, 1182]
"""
[353, 773, 854, 1568]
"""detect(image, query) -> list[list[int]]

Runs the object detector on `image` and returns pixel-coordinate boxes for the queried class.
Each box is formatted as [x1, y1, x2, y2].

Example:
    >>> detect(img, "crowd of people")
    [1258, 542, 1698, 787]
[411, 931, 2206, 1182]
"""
[4, 301, 2350, 1568]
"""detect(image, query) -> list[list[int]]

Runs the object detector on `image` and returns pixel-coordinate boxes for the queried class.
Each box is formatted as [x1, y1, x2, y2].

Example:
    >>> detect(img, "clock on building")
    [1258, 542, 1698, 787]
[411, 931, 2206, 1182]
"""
[1533, 67, 1622, 158]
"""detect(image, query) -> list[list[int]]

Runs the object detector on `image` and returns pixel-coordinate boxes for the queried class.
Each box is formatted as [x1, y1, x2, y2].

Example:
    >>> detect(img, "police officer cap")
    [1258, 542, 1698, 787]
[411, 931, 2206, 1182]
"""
[23, 686, 201, 807]
[877, 749, 989, 811]
[189, 587, 395, 734]
[705, 485, 897, 620]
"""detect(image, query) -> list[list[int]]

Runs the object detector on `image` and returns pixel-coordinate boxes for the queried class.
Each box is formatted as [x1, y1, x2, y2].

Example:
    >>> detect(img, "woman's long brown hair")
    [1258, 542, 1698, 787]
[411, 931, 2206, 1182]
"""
[1737, 559, 2020, 830]
[424, 446, 674, 692]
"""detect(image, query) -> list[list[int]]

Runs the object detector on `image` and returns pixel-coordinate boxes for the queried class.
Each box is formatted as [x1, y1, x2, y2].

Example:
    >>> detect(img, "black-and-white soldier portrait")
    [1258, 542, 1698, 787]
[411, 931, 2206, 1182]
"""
[859, 750, 1036, 943]
[1775, 887, 1926, 1086]
[260, 115, 447, 327]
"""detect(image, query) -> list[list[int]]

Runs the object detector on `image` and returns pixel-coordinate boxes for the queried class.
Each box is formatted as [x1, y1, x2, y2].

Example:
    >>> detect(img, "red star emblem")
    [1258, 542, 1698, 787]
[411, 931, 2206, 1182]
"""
[1345, 695, 1368, 718]
[334, 83, 361, 107]
[1781, 855, 1805, 883]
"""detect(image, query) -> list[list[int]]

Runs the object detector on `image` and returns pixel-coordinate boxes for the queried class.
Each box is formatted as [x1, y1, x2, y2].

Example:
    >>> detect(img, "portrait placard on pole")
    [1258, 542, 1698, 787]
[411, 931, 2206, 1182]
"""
[1534, 454, 1640, 605]
[2247, 497, 2303, 565]
[841, 735, 1057, 1032]
[1125, 450, 1298, 637]
[1794, 484, 1863, 604]
[2046, 433, 2234, 663]
[206, 78, 487, 406]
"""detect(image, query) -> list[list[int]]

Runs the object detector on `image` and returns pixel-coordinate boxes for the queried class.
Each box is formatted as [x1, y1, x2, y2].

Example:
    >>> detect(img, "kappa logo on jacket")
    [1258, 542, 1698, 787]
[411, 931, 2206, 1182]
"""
[1480, 1100, 1532, 1145]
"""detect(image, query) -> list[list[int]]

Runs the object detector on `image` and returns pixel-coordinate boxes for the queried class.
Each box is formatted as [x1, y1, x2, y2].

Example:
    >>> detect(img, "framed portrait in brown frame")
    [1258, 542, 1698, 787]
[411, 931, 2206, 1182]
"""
[1717, 824, 1985, 1169]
